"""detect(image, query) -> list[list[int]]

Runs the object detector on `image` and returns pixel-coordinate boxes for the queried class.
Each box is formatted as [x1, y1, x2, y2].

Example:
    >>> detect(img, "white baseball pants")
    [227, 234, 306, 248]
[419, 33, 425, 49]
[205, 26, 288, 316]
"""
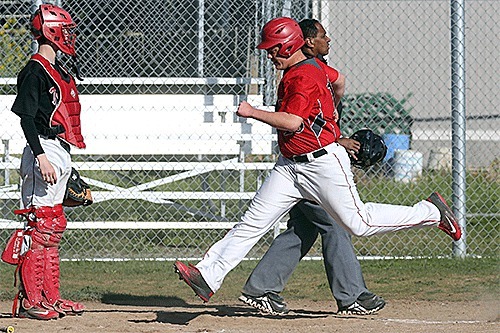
[197, 142, 440, 292]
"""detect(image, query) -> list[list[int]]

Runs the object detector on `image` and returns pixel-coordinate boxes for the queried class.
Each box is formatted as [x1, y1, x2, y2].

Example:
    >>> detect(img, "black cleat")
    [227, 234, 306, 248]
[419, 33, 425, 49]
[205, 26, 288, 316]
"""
[337, 293, 386, 315]
[239, 292, 289, 316]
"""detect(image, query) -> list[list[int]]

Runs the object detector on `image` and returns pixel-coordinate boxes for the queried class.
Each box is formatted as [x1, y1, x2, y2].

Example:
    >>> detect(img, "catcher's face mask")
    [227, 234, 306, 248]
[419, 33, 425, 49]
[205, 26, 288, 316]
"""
[31, 4, 78, 56]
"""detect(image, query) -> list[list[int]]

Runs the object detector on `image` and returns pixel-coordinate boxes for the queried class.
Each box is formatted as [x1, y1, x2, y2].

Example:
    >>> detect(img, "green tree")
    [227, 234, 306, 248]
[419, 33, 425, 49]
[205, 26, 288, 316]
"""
[342, 92, 414, 136]
[0, 17, 31, 77]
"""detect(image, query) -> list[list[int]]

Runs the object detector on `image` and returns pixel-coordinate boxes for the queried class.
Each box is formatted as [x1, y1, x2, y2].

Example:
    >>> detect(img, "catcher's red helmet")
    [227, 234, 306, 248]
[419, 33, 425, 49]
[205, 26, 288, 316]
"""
[257, 17, 305, 58]
[31, 4, 77, 56]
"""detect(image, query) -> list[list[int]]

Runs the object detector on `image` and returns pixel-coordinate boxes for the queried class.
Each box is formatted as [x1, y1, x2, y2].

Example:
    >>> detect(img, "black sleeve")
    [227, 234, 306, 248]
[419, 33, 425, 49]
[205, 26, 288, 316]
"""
[20, 116, 44, 156]
[12, 71, 42, 117]
[12, 66, 45, 156]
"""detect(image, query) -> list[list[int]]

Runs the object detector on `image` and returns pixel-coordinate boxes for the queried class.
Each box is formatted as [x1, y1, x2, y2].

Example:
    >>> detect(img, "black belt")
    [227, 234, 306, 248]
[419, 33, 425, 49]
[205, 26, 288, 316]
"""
[38, 125, 65, 138]
[291, 148, 328, 162]
[39, 134, 56, 140]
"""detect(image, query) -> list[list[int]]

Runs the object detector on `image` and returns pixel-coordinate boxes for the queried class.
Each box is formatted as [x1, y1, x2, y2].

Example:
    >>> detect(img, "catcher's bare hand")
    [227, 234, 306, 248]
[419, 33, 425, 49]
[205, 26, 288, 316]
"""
[338, 138, 361, 160]
[236, 101, 254, 118]
[36, 154, 57, 185]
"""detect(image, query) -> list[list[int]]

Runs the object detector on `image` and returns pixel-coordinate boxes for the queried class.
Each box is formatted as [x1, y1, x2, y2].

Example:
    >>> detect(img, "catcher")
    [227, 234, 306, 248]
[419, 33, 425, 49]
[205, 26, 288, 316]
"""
[1, 4, 87, 320]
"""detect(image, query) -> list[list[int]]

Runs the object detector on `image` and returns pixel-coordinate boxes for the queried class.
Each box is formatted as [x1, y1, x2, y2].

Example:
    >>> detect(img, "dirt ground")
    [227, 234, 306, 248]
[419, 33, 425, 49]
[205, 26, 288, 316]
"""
[0, 299, 498, 333]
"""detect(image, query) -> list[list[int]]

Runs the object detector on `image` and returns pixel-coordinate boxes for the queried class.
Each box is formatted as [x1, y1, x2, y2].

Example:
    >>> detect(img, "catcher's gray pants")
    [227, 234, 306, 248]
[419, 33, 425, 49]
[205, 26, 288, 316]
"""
[242, 200, 371, 308]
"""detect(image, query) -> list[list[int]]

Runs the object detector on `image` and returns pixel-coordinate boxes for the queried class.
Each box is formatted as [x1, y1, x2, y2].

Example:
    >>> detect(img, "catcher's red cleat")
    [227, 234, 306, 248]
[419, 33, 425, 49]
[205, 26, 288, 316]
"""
[52, 299, 85, 316]
[174, 261, 213, 302]
[17, 303, 59, 320]
[427, 192, 462, 241]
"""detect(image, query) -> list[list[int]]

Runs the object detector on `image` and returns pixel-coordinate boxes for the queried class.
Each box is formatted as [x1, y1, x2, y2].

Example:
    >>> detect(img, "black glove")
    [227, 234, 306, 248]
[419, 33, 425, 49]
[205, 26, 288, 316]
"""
[63, 167, 93, 207]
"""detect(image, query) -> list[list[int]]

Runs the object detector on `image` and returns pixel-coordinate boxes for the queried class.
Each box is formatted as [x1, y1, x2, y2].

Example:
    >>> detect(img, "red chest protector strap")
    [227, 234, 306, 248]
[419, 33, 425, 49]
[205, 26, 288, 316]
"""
[31, 54, 85, 149]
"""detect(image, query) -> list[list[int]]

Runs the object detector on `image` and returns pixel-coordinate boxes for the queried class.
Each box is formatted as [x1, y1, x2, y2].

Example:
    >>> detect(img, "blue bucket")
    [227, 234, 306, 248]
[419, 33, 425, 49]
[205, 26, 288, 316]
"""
[382, 134, 410, 162]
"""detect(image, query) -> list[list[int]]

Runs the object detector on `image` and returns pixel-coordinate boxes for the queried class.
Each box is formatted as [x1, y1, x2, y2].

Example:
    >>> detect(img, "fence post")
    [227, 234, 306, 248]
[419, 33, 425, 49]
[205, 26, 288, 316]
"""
[197, 0, 205, 77]
[2, 139, 9, 186]
[450, 0, 467, 258]
[237, 141, 248, 213]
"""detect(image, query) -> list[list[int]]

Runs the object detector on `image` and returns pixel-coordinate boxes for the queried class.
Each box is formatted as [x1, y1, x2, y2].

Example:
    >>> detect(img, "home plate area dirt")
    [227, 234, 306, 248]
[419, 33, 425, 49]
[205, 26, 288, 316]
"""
[0, 299, 498, 333]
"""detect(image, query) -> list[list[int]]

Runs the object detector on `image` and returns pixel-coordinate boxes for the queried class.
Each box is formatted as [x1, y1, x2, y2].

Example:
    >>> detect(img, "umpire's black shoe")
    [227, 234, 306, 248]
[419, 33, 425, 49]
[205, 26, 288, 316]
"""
[337, 292, 386, 315]
[239, 292, 289, 316]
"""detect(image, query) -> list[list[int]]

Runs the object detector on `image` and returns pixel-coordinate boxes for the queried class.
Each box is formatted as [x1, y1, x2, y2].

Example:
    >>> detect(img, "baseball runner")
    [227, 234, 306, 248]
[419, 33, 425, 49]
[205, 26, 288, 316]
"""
[174, 17, 461, 305]
[238, 19, 385, 316]
[1, 4, 85, 320]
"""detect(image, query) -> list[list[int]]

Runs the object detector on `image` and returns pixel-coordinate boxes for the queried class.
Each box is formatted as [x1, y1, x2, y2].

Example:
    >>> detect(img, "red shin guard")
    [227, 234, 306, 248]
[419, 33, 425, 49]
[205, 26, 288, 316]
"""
[11, 205, 83, 319]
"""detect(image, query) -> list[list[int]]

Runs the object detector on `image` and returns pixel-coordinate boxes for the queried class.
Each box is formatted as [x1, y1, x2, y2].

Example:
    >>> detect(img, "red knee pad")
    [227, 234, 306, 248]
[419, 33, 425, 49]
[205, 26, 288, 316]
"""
[34, 205, 67, 234]
[28, 205, 67, 248]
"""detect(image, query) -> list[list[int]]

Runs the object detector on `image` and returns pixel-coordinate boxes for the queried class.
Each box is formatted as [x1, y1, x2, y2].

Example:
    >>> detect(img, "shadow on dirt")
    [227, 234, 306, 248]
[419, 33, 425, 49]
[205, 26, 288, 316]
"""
[102, 293, 189, 307]
[100, 293, 333, 325]
[153, 305, 334, 325]
[0, 312, 12, 319]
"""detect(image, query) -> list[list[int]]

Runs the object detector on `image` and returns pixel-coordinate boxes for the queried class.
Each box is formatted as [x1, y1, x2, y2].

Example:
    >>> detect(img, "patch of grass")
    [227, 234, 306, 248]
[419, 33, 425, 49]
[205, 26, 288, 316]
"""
[354, 257, 499, 301]
[0, 258, 497, 304]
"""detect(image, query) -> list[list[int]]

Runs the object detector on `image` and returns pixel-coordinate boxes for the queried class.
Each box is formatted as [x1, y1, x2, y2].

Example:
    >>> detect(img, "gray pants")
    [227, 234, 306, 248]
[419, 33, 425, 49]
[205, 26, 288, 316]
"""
[242, 200, 372, 308]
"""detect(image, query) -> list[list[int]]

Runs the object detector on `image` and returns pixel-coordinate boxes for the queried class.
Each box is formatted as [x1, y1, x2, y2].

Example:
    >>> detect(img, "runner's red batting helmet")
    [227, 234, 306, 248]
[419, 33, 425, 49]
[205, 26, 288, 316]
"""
[31, 4, 77, 56]
[257, 17, 305, 58]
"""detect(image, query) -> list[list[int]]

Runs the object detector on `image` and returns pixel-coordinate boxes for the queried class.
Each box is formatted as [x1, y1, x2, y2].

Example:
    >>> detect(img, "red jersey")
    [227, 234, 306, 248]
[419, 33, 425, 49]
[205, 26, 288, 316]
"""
[276, 57, 341, 158]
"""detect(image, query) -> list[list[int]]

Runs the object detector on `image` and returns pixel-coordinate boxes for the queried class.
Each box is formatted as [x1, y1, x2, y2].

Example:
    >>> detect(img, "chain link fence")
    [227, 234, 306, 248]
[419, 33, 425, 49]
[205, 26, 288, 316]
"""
[0, 0, 498, 260]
